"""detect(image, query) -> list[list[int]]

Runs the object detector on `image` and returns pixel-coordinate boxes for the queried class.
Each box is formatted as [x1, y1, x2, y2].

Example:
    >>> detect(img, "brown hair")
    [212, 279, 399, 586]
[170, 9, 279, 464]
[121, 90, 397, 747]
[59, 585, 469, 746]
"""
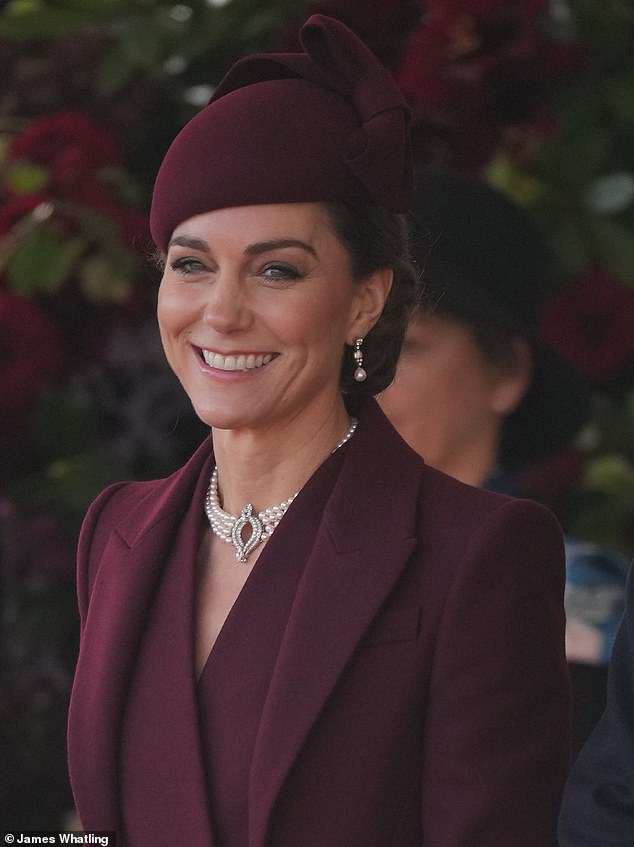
[323, 200, 417, 398]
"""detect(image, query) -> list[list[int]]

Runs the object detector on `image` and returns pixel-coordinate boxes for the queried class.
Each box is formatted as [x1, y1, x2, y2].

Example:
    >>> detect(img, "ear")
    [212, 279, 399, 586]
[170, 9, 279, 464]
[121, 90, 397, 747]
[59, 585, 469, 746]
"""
[490, 338, 532, 416]
[346, 267, 393, 343]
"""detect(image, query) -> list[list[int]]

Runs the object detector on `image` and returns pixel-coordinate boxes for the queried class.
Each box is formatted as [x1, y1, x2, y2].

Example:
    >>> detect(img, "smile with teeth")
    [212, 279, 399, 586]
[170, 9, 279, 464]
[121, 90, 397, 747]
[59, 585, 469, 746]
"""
[201, 350, 275, 371]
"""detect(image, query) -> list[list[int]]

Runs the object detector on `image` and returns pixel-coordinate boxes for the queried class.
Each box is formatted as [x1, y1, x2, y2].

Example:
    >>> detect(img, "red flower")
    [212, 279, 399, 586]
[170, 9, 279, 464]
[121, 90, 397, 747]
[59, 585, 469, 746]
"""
[0, 291, 63, 430]
[9, 111, 120, 215]
[396, 1, 583, 168]
[397, 22, 456, 109]
[425, 0, 546, 23]
[10, 111, 119, 169]
[51, 164, 119, 216]
[540, 267, 634, 381]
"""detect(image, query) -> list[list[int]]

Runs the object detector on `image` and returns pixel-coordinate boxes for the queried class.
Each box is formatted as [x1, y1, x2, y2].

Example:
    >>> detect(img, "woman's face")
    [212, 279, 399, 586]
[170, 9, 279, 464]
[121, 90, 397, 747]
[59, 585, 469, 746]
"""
[379, 313, 526, 483]
[157, 202, 388, 432]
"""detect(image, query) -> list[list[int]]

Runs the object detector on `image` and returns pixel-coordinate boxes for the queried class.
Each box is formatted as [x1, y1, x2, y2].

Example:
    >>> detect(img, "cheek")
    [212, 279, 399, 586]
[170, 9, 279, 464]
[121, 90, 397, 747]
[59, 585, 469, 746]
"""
[156, 288, 197, 374]
[157, 285, 196, 338]
[279, 292, 355, 355]
[157, 285, 177, 332]
[382, 353, 472, 444]
[396, 356, 446, 407]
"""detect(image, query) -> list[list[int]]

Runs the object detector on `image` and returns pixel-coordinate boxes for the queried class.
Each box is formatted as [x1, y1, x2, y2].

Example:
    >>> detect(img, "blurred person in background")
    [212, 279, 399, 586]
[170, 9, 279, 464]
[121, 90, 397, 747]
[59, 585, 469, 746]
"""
[379, 170, 628, 755]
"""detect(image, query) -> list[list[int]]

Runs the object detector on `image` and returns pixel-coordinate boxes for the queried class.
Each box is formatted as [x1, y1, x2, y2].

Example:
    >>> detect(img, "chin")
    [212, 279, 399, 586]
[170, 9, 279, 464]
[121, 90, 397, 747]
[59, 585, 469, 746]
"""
[192, 406, 241, 431]
[190, 397, 265, 432]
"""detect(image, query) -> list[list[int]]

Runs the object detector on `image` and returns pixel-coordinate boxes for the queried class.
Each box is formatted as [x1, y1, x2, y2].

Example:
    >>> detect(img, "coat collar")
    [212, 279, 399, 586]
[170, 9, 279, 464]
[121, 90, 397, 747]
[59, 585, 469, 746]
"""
[69, 400, 425, 844]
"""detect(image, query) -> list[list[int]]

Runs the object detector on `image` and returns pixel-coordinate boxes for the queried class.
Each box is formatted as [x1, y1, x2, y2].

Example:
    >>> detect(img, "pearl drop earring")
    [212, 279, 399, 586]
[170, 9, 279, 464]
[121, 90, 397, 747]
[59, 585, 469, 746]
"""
[353, 337, 367, 382]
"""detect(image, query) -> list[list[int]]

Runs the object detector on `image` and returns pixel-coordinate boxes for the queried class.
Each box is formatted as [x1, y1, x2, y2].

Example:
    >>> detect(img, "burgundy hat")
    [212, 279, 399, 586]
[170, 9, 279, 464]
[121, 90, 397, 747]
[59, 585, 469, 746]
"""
[150, 14, 412, 251]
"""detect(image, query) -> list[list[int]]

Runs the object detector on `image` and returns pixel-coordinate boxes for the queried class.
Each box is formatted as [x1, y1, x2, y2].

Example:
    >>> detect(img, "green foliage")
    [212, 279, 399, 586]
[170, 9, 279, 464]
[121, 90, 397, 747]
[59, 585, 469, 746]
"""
[28, 386, 104, 461]
[7, 224, 85, 294]
[571, 393, 634, 554]
[2, 209, 140, 299]
[8, 388, 129, 521]
[1, 0, 304, 98]
[10, 450, 130, 524]
[78, 253, 132, 302]
[7, 161, 49, 193]
[490, 0, 634, 291]
[587, 217, 634, 285]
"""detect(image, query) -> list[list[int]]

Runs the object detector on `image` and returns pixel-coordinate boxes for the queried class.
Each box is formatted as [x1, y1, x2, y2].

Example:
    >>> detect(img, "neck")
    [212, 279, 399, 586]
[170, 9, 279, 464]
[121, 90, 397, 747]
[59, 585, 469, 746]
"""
[437, 437, 498, 488]
[211, 397, 353, 514]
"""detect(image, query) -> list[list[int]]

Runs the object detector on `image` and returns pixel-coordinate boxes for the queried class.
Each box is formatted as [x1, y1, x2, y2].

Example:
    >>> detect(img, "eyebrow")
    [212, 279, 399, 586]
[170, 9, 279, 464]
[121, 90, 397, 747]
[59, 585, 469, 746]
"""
[244, 239, 317, 258]
[167, 235, 317, 258]
[167, 235, 210, 252]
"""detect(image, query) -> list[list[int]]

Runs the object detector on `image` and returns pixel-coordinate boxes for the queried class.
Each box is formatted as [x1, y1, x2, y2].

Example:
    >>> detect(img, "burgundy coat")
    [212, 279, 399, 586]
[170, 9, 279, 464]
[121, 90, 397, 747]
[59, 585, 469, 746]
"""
[68, 400, 570, 846]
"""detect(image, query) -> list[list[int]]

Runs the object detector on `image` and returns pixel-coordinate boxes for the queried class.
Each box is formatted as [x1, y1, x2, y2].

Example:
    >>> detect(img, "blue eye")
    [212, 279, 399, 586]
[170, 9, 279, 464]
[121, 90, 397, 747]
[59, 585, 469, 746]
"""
[261, 263, 302, 281]
[170, 256, 207, 275]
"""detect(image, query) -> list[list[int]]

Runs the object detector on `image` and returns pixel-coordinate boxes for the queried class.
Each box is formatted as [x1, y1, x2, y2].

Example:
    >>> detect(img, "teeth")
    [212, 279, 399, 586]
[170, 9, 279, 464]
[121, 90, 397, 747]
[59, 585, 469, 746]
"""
[201, 350, 273, 371]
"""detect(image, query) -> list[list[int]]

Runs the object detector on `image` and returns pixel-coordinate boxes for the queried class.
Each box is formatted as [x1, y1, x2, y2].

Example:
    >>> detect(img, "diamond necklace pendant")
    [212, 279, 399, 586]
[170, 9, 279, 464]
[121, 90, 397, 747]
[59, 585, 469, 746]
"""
[231, 504, 264, 563]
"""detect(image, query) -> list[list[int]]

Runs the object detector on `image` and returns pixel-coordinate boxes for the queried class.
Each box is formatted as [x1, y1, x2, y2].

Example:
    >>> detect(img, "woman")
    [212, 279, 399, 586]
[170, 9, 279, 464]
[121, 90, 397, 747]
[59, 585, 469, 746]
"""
[68, 16, 570, 847]
[379, 170, 626, 752]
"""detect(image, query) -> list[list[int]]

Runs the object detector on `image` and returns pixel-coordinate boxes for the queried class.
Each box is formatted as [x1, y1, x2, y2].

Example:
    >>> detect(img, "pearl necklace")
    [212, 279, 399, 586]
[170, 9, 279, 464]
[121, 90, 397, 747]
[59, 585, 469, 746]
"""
[205, 418, 358, 562]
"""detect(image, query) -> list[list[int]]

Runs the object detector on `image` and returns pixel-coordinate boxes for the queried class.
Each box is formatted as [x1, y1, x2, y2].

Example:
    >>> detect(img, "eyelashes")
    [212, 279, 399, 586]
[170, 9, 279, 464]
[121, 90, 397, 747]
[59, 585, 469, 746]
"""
[167, 256, 304, 282]
[260, 263, 303, 281]
[169, 256, 207, 275]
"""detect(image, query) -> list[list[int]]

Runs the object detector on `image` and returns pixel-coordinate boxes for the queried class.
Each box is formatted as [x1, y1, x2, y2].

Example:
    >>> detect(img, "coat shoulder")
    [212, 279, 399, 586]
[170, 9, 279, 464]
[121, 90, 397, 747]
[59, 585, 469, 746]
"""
[354, 398, 564, 566]
[418, 462, 563, 547]
[75, 437, 212, 619]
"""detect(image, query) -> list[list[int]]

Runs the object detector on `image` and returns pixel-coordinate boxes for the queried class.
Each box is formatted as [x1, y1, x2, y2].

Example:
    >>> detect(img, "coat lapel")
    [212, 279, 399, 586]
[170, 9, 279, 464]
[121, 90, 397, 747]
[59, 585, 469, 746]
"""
[68, 438, 215, 841]
[248, 400, 423, 846]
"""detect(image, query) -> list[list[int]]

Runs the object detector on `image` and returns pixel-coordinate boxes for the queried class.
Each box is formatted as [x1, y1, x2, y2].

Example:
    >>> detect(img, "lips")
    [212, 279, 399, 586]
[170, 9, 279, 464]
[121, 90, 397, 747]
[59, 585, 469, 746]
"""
[200, 350, 274, 371]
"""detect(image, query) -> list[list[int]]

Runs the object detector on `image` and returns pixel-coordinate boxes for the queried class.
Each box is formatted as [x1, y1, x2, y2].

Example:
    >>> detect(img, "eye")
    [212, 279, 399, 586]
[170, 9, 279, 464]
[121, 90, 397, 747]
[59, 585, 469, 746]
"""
[169, 256, 208, 275]
[259, 262, 302, 282]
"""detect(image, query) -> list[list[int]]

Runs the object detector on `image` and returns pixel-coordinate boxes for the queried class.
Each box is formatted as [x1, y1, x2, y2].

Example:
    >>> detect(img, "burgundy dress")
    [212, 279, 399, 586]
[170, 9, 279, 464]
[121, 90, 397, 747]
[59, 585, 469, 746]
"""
[118, 444, 344, 847]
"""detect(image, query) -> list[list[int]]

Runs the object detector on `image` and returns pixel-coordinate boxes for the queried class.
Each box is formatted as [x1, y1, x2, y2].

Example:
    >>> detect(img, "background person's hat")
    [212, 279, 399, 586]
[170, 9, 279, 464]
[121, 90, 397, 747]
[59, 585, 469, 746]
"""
[150, 14, 412, 251]
[411, 170, 590, 468]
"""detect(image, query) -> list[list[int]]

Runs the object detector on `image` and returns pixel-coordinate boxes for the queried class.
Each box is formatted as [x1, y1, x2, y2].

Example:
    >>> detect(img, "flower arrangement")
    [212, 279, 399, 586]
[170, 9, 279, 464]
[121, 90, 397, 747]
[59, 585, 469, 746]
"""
[0, 0, 632, 827]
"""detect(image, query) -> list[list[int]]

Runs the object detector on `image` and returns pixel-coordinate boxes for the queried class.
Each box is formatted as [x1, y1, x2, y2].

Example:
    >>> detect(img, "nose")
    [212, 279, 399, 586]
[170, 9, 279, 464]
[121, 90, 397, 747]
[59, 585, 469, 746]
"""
[202, 272, 252, 334]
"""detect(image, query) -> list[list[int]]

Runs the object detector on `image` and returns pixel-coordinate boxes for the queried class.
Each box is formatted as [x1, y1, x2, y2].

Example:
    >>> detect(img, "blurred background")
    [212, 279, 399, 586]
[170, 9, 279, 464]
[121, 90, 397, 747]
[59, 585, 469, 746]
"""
[0, 0, 632, 829]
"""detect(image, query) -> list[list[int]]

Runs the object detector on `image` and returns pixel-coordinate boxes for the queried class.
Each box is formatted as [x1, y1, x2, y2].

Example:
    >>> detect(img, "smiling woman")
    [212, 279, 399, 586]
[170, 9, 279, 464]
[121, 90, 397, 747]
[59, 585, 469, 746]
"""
[67, 14, 570, 847]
